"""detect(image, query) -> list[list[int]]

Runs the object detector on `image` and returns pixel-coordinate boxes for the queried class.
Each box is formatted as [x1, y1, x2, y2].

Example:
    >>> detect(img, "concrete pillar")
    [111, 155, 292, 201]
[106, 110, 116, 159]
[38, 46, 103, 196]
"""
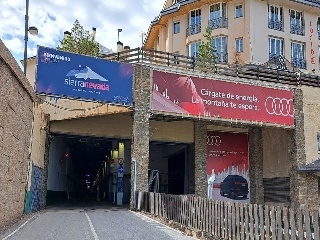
[289, 88, 319, 209]
[194, 121, 207, 198]
[130, 64, 152, 208]
[248, 127, 264, 204]
[188, 144, 195, 194]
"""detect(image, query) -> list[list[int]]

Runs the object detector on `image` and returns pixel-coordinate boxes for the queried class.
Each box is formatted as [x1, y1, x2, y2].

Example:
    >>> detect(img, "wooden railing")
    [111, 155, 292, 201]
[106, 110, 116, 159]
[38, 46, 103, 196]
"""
[102, 48, 320, 88]
[136, 192, 320, 240]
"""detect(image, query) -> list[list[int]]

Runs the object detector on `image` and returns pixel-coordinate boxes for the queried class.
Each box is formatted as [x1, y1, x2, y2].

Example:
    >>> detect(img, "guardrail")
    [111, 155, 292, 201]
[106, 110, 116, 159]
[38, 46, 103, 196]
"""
[136, 191, 320, 240]
[102, 48, 320, 88]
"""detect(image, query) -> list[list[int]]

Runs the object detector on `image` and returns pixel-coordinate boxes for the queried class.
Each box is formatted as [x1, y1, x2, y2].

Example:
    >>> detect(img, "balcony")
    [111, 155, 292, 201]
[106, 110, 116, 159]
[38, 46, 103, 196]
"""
[186, 24, 201, 36]
[208, 18, 228, 30]
[291, 58, 306, 69]
[215, 53, 228, 63]
[290, 23, 304, 36]
[268, 19, 283, 31]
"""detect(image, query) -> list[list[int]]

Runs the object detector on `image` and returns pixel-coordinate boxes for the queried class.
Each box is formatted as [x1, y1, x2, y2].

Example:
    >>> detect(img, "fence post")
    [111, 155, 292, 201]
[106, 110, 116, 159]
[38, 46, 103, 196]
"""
[167, 52, 170, 66]
[117, 51, 120, 61]
[192, 56, 195, 71]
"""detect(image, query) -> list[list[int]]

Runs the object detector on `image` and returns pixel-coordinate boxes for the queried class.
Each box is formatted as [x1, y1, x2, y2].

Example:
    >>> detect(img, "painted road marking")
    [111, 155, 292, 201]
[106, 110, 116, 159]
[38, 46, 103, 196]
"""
[2, 215, 38, 240]
[85, 212, 99, 240]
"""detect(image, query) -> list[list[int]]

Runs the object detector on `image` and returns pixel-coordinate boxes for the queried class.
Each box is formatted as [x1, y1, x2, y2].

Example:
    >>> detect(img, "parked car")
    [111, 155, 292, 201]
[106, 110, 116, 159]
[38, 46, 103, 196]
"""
[220, 175, 248, 199]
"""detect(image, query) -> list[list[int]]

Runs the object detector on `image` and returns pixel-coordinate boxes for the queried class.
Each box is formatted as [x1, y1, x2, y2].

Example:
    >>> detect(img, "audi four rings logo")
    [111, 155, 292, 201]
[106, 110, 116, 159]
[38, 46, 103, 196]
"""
[265, 97, 293, 117]
[207, 136, 221, 146]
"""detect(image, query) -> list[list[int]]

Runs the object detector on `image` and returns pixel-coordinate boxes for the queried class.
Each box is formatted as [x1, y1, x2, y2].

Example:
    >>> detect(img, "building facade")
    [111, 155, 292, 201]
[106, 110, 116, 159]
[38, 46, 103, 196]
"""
[145, 0, 320, 73]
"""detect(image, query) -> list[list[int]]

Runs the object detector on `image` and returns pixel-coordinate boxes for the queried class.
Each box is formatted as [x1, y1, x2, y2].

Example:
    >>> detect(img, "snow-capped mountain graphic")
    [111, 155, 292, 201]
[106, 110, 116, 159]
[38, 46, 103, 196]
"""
[66, 66, 108, 82]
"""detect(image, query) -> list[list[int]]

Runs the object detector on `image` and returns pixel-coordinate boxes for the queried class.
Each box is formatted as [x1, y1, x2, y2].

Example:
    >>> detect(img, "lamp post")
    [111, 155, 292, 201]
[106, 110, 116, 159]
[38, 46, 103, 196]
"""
[140, 32, 145, 48]
[117, 29, 122, 43]
[23, 0, 38, 75]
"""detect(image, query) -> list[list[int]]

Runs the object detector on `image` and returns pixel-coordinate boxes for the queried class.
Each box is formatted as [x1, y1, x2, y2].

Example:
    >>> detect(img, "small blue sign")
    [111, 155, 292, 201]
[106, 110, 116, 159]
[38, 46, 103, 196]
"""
[117, 177, 124, 192]
[118, 165, 124, 174]
[36, 46, 133, 105]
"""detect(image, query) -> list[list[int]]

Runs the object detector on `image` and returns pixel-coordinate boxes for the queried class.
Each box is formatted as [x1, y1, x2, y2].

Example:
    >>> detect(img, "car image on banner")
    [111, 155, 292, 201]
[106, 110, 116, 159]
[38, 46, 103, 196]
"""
[36, 46, 133, 105]
[207, 131, 249, 203]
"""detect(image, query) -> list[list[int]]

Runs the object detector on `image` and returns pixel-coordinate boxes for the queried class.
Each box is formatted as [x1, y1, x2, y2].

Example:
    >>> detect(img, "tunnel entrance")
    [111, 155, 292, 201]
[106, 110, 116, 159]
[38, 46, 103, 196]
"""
[46, 134, 131, 206]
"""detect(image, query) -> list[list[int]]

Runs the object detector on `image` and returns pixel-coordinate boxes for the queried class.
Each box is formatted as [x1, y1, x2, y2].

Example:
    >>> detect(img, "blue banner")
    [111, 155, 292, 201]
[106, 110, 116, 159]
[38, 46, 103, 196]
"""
[36, 46, 133, 105]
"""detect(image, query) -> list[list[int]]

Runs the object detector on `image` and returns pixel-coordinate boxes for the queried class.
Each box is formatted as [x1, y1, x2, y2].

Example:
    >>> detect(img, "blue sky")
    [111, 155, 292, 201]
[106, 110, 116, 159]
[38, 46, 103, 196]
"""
[0, 0, 165, 67]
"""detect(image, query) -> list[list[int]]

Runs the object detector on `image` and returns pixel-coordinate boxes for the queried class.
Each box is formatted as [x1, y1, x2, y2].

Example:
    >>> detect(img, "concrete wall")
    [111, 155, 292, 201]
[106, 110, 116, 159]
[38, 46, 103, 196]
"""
[0, 40, 35, 228]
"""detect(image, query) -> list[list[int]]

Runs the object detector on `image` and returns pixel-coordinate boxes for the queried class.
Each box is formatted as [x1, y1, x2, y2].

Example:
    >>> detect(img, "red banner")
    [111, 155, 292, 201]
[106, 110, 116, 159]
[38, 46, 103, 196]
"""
[152, 70, 294, 126]
[207, 131, 249, 202]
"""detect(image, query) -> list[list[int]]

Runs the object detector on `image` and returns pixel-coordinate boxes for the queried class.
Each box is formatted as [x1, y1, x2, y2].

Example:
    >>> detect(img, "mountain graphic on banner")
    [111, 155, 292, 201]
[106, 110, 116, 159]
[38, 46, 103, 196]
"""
[66, 66, 108, 82]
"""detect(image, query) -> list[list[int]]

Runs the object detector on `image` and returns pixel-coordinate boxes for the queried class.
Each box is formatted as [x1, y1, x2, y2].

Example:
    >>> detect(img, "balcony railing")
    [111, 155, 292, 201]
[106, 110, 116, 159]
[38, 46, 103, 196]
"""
[186, 24, 201, 36]
[290, 23, 304, 35]
[208, 17, 228, 30]
[291, 58, 306, 69]
[215, 53, 228, 63]
[268, 19, 283, 31]
[102, 47, 320, 88]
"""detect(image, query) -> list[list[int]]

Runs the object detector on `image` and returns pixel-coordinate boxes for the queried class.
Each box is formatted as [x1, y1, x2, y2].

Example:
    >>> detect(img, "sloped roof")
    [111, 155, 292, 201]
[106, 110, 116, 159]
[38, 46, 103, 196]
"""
[297, 159, 320, 173]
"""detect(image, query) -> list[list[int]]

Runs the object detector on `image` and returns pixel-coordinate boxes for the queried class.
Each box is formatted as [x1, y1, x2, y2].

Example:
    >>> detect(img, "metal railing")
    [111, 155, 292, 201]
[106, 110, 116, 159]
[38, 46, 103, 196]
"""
[268, 19, 283, 31]
[102, 48, 320, 88]
[292, 58, 306, 69]
[208, 17, 228, 30]
[290, 23, 304, 35]
[186, 24, 201, 36]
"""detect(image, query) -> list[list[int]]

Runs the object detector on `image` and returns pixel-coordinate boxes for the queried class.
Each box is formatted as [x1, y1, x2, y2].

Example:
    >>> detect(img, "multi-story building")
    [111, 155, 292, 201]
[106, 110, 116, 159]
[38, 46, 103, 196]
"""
[145, 0, 320, 73]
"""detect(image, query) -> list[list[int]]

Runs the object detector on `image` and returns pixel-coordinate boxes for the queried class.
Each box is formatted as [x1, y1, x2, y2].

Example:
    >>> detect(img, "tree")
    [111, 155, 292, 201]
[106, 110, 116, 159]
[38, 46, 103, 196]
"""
[58, 20, 99, 57]
[197, 25, 216, 73]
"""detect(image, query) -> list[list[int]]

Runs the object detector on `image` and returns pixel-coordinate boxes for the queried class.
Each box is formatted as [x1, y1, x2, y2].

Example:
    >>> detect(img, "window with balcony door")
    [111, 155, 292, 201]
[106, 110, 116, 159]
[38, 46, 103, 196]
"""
[212, 36, 228, 63]
[290, 9, 304, 36]
[291, 41, 306, 69]
[268, 5, 283, 31]
[209, 3, 227, 30]
[188, 41, 201, 57]
[235, 4, 243, 18]
[269, 37, 283, 60]
[187, 9, 201, 36]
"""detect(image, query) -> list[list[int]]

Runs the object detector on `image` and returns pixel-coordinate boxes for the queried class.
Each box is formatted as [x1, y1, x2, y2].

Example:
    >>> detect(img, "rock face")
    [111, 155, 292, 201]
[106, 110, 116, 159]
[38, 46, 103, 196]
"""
[0, 40, 35, 229]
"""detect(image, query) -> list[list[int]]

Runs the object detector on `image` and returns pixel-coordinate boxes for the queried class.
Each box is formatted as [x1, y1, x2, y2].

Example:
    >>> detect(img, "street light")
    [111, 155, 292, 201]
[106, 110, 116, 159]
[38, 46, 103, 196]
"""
[117, 29, 122, 43]
[140, 32, 145, 48]
[24, 0, 38, 75]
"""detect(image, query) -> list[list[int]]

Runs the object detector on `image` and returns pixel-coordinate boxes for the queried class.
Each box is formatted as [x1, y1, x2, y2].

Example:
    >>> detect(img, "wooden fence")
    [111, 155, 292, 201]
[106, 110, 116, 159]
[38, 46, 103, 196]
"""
[136, 192, 320, 240]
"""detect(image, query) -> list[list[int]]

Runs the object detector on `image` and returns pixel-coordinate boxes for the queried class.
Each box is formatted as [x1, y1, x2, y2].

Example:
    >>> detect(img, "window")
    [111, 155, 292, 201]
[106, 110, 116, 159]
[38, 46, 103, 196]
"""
[187, 9, 201, 36]
[236, 38, 243, 52]
[317, 17, 320, 40]
[174, 22, 180, 34]
[317, 133, 320, 152]
[290, 9, 304, 35]
[235, 4, 243, 18]
[269, 37, 283, 60]
[209, 3, 227, 30]
[188, 41, 201, 57]
[268, 5, 283, 31]
[212, 36, 228, 63]
[291, 41, 306, 68]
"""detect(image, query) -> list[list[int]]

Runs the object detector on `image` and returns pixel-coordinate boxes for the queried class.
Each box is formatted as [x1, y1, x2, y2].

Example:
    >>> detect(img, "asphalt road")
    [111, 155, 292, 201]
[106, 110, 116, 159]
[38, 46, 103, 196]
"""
[1, 205, 196, 240]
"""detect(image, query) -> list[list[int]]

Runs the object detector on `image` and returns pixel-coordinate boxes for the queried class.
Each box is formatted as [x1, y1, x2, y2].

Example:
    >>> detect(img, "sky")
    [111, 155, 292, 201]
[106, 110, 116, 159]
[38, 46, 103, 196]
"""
[0, 0, 165, 66]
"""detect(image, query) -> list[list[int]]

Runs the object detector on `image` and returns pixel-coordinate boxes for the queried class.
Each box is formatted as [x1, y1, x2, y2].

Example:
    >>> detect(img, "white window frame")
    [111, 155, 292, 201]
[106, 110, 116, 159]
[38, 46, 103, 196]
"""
[236, 38, 243, 52]
[188, 41, 201, 57]
[291, 41, 305, 68]
[174, 21, 180, 34]
[235, 4, 243, 18]
[190, 9, 201, 26]
[268, 37, 284, 59]
[209, 2, 227, 20]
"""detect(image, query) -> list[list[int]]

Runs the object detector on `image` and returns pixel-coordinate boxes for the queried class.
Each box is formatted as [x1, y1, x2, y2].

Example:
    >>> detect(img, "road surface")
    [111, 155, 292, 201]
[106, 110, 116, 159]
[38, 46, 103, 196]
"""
[1, 204, 196, 240]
